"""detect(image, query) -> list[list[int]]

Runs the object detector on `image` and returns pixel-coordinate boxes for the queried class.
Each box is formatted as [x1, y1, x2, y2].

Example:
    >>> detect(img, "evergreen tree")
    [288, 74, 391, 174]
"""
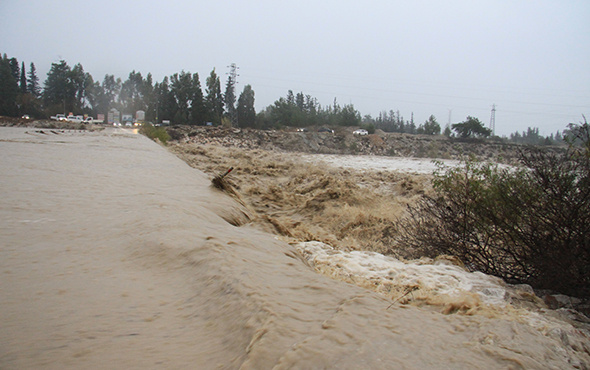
[452, 116, 492, 138]
[0, 55, 19, 116]
[295, 92, 305, 111]
[8, 57, 19, 81]
[443, 124, 452, 137]
[205, 68, 223, 125]
[155, 76, 176, 123]
[120, 70, 145, 114]
[338, 104, 361, 126]
[418, 115, 441, 135]
[27, 62, 40, 97]
[19, 61, 27, 93]
[96, 74, 121, 118]
[43, 60, 74, 113]
[68, 63, 94, 113]
[142, 73, 156, 122]
[223, 74, 236, 126]
[170, 71, 193, 125]
[190, 73, 206, 125]
[237, 84, 255, 128]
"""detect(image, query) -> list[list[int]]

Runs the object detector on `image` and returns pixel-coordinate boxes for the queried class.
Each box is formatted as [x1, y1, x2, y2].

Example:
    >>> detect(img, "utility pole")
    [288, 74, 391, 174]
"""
[489, 104, 496, 136]
[226, 63, 239, 127]
[448, 109, 452, 127]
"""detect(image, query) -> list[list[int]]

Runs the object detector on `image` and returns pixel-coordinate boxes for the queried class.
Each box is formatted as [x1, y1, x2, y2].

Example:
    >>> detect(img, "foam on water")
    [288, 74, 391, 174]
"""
[295, 241, 510, 308]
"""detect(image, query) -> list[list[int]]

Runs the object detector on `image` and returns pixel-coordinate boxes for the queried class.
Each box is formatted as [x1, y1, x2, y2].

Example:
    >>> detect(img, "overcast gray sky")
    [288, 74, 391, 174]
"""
[1, 0, 589, 136]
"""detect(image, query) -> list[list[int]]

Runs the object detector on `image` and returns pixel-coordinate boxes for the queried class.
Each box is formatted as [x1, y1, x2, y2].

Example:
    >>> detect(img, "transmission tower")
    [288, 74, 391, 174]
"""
[226, 63, 239, 127]
[489, 104, 496, 136]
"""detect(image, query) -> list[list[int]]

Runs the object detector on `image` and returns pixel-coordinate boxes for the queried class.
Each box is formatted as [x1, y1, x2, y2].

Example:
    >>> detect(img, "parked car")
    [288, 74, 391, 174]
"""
[318, 127, 334, 133]
[66, 115, 85, 123]
[84, 116, 104, 124]
[296, 128, 309, 132]
[50, 114, 67, 121]
[353, 129, 369, 136]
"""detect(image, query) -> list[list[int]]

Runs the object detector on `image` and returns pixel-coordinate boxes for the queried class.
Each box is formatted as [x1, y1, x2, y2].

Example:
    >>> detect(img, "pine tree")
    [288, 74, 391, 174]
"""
[155, 76, 176, 123]
[224, 75, 236, 126]
[27, 62, 40, 97]
[43, 60, 73, 113]
[190, 73, 206, 125]
[205, 68, 223, 125]
[8, 57, 19, 81]
[0, 55, 19, 116]
[19, 61, 27, 93]
[237, 84, 255, 128]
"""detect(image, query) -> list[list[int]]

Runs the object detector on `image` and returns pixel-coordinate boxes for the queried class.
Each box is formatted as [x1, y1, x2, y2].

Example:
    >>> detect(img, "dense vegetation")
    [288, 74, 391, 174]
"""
[0, 53, 570, 143]
[394, 119, 590, 298]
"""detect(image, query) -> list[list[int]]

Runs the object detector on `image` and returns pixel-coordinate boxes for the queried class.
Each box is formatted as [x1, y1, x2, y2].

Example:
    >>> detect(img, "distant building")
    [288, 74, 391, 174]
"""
[108, 108, 120, 124]
[136, 110, 145, 122]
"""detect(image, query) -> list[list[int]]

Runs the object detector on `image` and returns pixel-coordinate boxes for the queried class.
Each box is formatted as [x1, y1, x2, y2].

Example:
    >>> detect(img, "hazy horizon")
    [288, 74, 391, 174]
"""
[1, 0, 589, 136]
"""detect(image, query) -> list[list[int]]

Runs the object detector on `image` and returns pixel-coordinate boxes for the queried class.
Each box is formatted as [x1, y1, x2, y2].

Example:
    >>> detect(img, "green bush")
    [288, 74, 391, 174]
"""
[395, 120, 590, 297]
[361, 123, 376, 134]
[140, 124, 171, 145]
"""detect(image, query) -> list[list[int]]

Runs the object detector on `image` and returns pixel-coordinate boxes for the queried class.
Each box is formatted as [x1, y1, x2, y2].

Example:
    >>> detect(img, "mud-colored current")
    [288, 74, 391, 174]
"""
[1, 127, 588, 369]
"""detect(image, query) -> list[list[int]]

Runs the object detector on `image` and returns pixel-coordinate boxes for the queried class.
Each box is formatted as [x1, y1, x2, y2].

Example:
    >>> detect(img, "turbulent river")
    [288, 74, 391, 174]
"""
[1, 127, 588, 369]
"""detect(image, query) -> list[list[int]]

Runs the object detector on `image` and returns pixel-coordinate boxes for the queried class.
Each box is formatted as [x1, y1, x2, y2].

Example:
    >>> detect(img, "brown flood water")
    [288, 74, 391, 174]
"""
[0, 127, 587, 369]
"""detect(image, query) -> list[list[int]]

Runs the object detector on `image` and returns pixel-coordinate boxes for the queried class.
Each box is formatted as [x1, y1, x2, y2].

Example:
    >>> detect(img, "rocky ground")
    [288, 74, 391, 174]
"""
[167, 125, 565, 165]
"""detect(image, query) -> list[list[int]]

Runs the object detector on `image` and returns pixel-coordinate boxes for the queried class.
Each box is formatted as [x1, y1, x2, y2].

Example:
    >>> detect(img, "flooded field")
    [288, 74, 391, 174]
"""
[1, 127, 588, 369]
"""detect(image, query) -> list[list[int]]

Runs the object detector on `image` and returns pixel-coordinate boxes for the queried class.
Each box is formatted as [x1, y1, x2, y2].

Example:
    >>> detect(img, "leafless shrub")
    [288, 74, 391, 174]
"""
[395, 119, 590, 298]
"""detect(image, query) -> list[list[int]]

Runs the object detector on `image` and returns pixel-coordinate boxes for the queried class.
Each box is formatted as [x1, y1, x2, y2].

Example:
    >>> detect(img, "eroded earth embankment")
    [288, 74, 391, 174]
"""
[1, 127, 588, 369]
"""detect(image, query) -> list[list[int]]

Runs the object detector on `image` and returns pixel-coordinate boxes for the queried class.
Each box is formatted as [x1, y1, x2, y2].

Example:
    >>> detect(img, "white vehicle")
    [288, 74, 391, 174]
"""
[66, 115, 85, 123]
[50, 114, 67, 121]
[353, 129, 369, 136]
[84, 116, 104, 124]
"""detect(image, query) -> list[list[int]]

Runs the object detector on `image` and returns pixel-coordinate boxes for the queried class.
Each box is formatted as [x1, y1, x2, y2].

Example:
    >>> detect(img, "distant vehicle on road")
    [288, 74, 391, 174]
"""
[84, 117, 103, 124]
[50, 114, 67, 121]
[318, 127, 334, 133]
[66, 115, 85, 123]
[353, 129, 369, 136]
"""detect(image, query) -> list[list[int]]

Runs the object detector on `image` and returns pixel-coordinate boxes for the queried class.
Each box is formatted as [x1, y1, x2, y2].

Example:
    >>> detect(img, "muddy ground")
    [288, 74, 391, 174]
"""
[166, 125, 539, 256]
[167, 125, 566, 164]
[170, 141, 431, 257]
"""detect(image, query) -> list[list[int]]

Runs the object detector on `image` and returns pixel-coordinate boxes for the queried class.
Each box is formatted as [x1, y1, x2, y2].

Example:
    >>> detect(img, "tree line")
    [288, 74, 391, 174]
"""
[0, 53, 571, 143]
[0, 54, 256, 127]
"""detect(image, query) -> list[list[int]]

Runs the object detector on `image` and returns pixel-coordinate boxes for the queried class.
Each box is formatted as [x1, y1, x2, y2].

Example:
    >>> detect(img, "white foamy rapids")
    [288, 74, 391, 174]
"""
[295, 241, 590, 365]
[295, 241, 509, 307]
[299, 154, 459, 174]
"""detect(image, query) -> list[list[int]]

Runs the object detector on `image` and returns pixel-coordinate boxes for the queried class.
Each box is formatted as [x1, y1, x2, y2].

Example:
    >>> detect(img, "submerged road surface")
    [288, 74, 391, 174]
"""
[0, 127, 586, 369]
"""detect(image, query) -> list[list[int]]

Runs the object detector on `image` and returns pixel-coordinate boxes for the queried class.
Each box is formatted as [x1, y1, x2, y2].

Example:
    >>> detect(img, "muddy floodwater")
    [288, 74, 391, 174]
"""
[1, 127, 588, 369]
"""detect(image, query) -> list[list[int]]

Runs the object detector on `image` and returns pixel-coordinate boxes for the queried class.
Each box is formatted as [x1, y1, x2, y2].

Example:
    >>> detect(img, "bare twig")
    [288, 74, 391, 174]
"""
[386, 286, 419, 310]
